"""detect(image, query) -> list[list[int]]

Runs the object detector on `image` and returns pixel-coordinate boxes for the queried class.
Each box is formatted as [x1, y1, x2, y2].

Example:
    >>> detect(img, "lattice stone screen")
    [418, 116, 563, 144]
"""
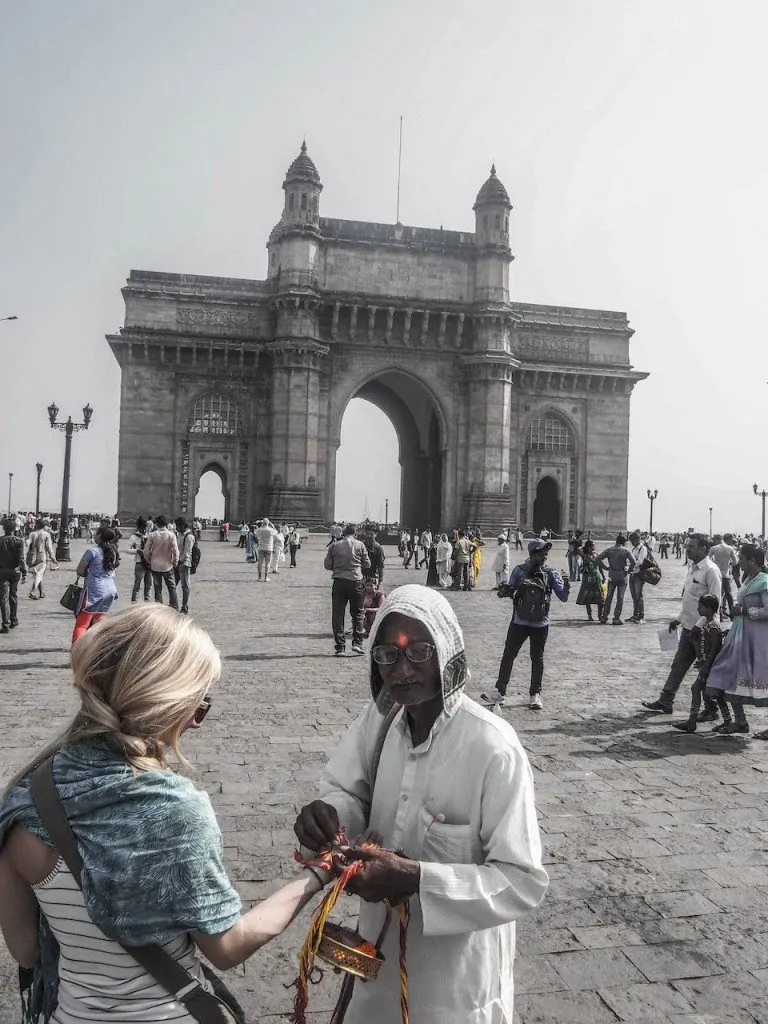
[188, 393, 244, 436]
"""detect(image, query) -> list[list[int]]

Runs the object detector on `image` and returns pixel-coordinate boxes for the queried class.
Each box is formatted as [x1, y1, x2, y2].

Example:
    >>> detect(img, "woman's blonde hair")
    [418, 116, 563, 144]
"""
[7, 604, 221, 790]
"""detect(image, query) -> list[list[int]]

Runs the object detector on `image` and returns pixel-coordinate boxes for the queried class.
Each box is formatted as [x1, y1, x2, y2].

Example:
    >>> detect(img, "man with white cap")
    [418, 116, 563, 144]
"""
[295, 584, 547, 1024]
[481, 538, 570, 711]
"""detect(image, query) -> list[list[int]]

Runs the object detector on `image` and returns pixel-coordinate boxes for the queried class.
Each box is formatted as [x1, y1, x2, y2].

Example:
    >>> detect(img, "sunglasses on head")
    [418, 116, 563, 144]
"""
[193, 696, 212, 724]
[371, 642, 436, 666]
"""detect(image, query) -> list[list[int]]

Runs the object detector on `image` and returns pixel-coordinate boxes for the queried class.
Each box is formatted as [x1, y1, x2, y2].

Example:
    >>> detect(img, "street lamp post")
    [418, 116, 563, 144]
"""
[7, 472, 12, 516]
[35, 463, 43, 516]
[755, 484, 767, 539]
[647, 489, 658, 535]
[385, 497, 389, 531]
[48, 402, 93, 562]
[709, 507, 713, 536]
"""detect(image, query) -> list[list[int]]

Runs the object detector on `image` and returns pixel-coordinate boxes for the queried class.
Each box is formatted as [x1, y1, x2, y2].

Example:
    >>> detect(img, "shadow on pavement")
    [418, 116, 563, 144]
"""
[528, 710, 749, 760]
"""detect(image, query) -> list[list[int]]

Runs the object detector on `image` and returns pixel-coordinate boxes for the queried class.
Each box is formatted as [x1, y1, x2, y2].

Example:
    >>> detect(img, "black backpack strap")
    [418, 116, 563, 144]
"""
[30, 758, 235, 1024]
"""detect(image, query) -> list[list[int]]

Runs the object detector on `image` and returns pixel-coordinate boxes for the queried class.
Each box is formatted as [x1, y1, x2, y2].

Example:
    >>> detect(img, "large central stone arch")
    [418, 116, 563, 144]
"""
[328, 368, 450, 529]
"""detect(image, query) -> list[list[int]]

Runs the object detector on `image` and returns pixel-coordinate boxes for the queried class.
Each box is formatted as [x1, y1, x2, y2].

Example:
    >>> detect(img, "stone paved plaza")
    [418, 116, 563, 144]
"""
[2, 536, 768, 1023]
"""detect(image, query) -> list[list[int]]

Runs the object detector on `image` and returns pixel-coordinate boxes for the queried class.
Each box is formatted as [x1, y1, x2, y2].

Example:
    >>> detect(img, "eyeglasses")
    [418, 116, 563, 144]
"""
[193, 696, 212, 724]
[371, 642, 436, 666]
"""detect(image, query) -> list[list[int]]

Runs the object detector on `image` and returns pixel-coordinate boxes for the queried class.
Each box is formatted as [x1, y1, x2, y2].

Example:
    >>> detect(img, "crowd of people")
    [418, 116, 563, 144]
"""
[0, 510, 766, 1022]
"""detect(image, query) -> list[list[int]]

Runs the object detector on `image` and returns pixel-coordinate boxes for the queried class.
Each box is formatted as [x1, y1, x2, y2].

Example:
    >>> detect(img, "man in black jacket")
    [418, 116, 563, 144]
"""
[362, 530, 386, 585]
[0, 519, 27, 633]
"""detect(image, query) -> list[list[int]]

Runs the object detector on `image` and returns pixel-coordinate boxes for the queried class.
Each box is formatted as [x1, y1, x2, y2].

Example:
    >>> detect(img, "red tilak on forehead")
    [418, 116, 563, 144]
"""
[396, 633, 409, 647]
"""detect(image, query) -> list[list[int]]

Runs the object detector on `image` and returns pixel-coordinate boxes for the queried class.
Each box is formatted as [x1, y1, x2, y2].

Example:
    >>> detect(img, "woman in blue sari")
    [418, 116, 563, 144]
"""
[706, 544, 768, 735]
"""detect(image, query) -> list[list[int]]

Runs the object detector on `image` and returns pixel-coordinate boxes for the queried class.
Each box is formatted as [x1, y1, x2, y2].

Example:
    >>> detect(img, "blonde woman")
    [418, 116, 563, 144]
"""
[0, 605, 331, 1024]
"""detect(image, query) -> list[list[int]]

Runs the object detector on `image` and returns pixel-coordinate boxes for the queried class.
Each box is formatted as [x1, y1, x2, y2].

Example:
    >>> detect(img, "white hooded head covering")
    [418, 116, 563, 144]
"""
[367, 584, 470, 715]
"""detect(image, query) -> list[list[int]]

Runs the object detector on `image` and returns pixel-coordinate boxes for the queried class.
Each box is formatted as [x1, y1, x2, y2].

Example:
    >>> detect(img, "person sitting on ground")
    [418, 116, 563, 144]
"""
[0, 605, 333, 1024]
[294, 585, 548, 1024]
[362, 575, 385, 638]
[671, 595, 731, 733]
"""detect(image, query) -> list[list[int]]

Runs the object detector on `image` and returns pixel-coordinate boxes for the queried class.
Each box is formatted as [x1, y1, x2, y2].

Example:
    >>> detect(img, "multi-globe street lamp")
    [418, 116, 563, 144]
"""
[7, 472, 12, 516]
[755, 484, 767, 539]
[647, 489, 658, 535]
[47, 402, 93, 562]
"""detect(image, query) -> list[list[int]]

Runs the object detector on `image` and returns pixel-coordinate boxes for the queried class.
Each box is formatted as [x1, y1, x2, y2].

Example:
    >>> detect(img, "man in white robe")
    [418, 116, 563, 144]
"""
[295, 585, 548, 1023]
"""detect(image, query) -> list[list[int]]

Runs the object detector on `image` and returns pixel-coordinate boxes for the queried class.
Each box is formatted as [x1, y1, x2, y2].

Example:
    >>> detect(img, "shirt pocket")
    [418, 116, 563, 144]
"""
[419, 806, 477, 864]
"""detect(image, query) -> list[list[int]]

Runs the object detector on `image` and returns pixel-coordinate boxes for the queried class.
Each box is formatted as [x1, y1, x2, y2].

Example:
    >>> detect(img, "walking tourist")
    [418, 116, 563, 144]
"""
[362, 529, 385, 583]
[627, 530, 648, 624]
[515, 527, 524, 551]
[255, 518, 277, 581]
[288, 524, 301, 567]
[671, 594, 731, 733]
[659, 534, 671, 559]
[0, 605, 334, 1024]
[492, 533, 511, 589]
[0, 519, 26, 633]
[705, 543, 768, 736]
[72, 527, 120, 645]
[641, 533, 722, 714]
[26, 519, 56, 600]
[575, 539, 605, 622]
[294, 585, 548, 1024]
[597, 535, 635, 625]
[452, 529, 472, 591]
[324, 523, 370, 656]
[128, 516, 152, 602]
[481, 539, 570, 711]
[470, 533, 485, 589]
[245, 522, 258, 563]
[709, 533, 739, 620]
[271, 526, 285, 574]
[174, 517, 196, 614]
[436, 532, 453, 588]
[403, 528, 419, 568]
[143, 514, 180, 609]
[567, 532, 582, 581]
[238, 522, 248, 548]
[418, 526, 432, 568]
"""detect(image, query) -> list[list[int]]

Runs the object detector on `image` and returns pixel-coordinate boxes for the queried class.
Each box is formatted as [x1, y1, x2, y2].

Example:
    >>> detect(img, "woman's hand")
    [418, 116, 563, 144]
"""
[732, 604, 742, 617]
[335, 846, 420, 904]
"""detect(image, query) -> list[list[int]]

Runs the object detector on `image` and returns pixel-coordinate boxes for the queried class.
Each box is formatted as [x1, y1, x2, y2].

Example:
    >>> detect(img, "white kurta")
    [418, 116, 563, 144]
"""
[319, 693, 548, 1024]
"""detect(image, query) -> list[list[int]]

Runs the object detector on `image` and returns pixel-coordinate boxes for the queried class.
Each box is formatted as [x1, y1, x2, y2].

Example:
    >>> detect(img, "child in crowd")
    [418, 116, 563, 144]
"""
[362, 576, 385, 638]
[672, 594, 732, 733]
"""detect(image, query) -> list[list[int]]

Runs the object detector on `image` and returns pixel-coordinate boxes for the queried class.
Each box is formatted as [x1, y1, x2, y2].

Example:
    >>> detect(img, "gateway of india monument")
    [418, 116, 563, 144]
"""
[109, 143, 647, 532]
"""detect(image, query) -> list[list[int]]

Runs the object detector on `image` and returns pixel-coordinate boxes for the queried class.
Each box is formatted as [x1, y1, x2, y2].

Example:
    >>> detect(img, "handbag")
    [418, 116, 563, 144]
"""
[60, 579, 83, 613]
[30, 758, 245, 1024]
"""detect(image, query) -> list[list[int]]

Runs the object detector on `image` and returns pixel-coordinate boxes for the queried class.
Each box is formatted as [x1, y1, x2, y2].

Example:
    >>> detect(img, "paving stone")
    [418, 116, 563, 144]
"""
[672, 971, 768, 1016]
[549, 948, 646, 991]
[514, 954, 570, 994]
[623, 942, 725, 982]
[571, 924, 647, 949]
[644, 891, 722, 918]
[515, 989, 621, 1023]
[599, 980, 693, 1019]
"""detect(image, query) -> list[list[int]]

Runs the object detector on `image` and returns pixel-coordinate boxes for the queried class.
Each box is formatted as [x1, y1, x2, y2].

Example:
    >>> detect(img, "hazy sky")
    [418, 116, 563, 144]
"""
[2, 1, 766, 532]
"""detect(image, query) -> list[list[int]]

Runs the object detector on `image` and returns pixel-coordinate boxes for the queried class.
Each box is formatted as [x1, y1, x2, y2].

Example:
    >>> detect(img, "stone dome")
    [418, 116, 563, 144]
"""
[283, 141, 322, 188]
[473, 164, 511, 209]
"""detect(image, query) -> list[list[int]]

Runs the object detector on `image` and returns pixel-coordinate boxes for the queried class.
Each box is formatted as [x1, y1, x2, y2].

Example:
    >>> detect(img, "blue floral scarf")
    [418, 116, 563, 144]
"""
[0, 739, 242, 1022]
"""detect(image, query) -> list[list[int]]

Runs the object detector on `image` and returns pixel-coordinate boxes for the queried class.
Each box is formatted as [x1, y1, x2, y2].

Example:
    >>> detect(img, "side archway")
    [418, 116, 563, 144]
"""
[180, 390, 248, 521]
[519, 410, 578, 533]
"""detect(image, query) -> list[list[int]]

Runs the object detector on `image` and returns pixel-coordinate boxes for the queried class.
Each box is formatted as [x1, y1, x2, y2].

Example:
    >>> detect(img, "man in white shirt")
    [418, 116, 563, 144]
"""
[642, 533, 722, 715]
[295, 585, 547, 1023]
[255, 519, 277, 581]
[709, 533, 739, 620]
[418, 527, 432, 568]
[627, 530, 648, 624]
